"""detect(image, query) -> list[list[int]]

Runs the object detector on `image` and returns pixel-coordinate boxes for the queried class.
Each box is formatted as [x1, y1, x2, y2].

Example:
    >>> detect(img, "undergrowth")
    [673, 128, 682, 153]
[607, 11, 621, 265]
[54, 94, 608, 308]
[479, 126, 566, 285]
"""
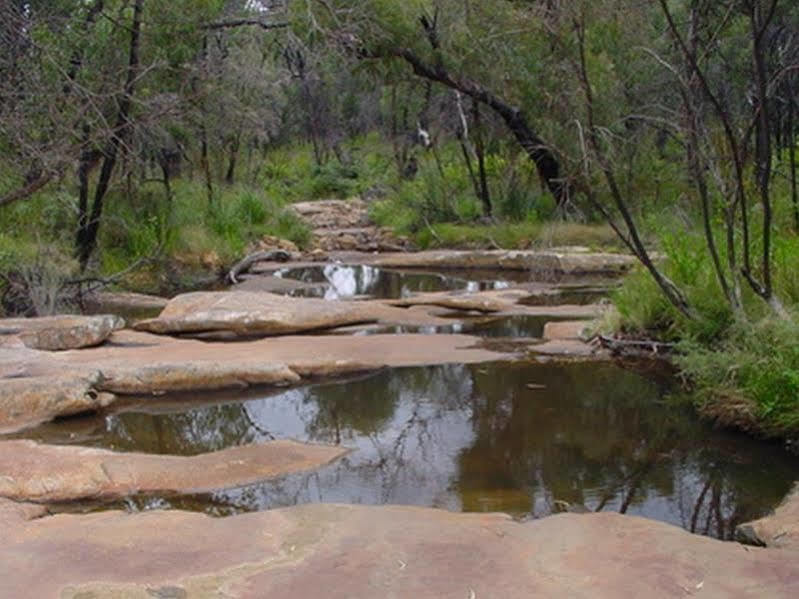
[611, 223, 799, 439]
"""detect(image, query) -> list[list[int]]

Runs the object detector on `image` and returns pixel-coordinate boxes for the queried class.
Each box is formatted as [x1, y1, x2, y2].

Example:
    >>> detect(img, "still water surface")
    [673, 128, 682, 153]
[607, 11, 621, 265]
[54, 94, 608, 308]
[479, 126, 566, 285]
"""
[22, 361, 798, 540]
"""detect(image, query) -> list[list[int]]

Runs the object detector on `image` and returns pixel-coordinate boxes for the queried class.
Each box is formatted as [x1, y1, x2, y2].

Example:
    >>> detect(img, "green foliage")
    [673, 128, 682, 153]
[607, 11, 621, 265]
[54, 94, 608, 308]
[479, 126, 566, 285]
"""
[678, 319, 799, 437]
[94, 181, 310, 279]
[612, 220, 799, 437]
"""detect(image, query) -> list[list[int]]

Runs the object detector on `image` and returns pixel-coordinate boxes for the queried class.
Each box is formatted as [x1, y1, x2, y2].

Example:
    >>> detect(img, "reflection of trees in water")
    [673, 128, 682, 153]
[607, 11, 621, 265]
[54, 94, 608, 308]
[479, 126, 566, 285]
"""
[460, 362, 797, 537]
[105, 403, 259, 455]
[100, 362, 796, 539]
[213, 365, 476, 511]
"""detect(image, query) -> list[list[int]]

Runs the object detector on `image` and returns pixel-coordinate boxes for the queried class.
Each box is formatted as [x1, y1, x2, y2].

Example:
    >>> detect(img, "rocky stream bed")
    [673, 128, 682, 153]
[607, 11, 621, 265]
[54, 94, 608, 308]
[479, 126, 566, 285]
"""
[1, 247, 798, 598]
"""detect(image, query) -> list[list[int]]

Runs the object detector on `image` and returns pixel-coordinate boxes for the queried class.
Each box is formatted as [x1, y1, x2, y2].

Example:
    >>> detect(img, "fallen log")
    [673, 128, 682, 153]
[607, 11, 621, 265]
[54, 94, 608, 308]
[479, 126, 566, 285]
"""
[227, 249, 291, 284]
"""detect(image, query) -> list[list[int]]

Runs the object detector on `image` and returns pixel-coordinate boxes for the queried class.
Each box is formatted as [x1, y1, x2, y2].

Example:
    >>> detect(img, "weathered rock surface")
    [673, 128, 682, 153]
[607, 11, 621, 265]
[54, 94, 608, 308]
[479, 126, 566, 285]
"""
[135, 291, 514, 338]
[0, 439, 348, 503]
[543, 320, 590, 341]
[0, 504, 797, 598]
[736, 483, 799, 551]
[100, 360, 301, 394]
[369, 249, 636, 274]
[0, 330, 513, 430]
[0, 497, 47, 527]
[0, 314, 124, 351]
[135, 291, 378, 336]
[0, 373, 114, 433]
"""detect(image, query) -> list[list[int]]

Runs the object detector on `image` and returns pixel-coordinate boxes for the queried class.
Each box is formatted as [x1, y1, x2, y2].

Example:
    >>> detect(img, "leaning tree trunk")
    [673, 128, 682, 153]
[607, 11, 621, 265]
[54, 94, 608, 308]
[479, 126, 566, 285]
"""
[76, 0, 143, 269]
[390, 48, 568, 207]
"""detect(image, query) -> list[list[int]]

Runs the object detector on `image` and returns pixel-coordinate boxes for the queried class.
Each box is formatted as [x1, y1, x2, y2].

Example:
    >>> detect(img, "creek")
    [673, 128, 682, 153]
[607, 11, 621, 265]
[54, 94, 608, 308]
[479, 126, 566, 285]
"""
[18, 360, 798, 540]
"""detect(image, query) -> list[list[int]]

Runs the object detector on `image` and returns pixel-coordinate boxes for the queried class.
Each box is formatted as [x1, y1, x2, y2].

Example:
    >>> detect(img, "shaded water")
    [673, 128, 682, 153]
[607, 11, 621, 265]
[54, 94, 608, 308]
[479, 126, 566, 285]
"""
[21, 362, 798, 539]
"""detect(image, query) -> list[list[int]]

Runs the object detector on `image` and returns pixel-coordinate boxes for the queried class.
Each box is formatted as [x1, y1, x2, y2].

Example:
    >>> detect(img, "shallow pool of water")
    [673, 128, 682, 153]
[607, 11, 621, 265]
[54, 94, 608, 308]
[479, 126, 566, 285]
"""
[271, 264, 515, 299]
[21, 362, 798, 540]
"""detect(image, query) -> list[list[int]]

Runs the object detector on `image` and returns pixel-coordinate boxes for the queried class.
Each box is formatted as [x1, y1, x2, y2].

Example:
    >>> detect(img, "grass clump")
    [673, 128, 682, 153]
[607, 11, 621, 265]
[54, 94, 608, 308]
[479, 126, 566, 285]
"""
[677, 319, 799, 438]
[612, 224, 799, 438]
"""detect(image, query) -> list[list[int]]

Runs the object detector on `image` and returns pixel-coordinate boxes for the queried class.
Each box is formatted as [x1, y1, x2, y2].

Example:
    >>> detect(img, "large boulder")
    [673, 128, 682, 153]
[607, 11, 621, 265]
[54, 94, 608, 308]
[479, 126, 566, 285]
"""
[135, 291, 378, 336]
[0, 439, 349, 503]
[0, 314, 124, 351]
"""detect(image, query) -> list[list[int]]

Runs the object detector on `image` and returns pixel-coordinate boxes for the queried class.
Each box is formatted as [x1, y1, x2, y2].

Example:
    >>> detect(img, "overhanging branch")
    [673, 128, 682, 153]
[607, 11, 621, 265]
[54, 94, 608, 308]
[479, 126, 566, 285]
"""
[202, 19, 288, 31]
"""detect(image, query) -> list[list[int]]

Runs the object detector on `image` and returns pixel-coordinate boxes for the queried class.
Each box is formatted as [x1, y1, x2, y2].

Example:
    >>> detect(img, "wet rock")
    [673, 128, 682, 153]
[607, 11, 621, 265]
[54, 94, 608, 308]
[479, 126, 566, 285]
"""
[135, 291, 378, 336]
[1, 504, 797, 598]
[0, 439, 349, 503]
[1, 315, 124, 351]
[0, 374, 114, 433]
[736, 483, 799, 551]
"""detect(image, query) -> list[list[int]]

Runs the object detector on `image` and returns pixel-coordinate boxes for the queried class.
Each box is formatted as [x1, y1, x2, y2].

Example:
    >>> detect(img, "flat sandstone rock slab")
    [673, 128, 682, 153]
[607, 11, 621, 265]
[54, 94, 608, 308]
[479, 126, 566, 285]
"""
[0, 331, 512, 431]
[369, 249, 636, 274]
[0, 439, 348, 503]
[0, 504, 796, 598]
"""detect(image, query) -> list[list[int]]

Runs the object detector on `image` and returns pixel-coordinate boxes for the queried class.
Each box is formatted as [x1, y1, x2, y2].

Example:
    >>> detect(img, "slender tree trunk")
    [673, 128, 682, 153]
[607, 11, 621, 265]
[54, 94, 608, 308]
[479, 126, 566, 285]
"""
[789, 97, 799, 232]
[747, 1, 786, 316]
[199, 125, 214, 204]
[574, 17, 693, 318]
[683, 6, 736, 310]
[472, 98, 492, 217]
[225, 132, 240, 185]
[76, 0, 143, 269]
[455, 99, 482, 206]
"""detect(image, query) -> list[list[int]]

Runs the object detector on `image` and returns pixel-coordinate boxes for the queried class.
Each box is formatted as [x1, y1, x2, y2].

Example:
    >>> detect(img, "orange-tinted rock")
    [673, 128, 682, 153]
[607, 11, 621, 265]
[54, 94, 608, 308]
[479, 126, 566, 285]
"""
[0, 439, 349, 503]
[0, 504, 796, 598]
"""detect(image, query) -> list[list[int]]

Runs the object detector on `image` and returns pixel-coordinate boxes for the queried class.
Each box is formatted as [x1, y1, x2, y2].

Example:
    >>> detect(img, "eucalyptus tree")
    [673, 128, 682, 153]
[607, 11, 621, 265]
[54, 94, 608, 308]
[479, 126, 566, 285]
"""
[294, 0, 570, 206]
[0, 0, 292, 268]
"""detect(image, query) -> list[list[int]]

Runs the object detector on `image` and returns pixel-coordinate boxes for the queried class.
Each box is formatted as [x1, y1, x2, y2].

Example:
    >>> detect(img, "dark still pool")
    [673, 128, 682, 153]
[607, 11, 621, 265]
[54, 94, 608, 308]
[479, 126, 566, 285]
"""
[22, 362, 798, 540]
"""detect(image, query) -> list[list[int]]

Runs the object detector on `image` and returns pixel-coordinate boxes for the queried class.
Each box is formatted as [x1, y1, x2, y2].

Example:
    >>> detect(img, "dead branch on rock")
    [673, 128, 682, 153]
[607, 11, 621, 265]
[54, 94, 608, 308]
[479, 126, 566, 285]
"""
[228, 250, 292, 284]
[595, 334, 676, 357]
